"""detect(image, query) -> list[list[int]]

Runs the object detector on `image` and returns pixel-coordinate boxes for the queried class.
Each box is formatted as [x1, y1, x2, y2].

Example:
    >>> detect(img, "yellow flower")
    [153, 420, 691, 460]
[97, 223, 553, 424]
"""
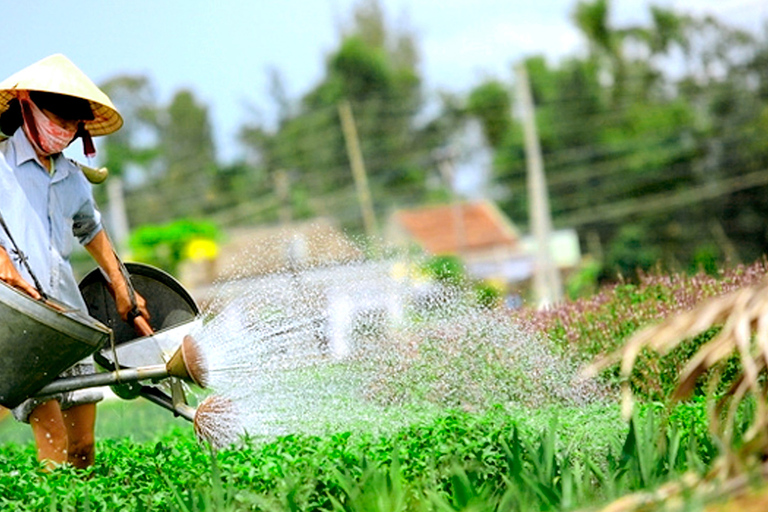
[185, 238, 219, 261]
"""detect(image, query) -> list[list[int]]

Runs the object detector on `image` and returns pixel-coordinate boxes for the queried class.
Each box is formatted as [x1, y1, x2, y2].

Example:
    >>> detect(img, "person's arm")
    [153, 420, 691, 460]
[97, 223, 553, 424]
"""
[0, 245, 41, 299]
[84, 229, 149, 323]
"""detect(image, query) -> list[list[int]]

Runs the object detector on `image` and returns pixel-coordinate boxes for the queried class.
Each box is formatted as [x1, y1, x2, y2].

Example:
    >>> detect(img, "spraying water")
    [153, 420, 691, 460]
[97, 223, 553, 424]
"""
[187, 233, 606, 448]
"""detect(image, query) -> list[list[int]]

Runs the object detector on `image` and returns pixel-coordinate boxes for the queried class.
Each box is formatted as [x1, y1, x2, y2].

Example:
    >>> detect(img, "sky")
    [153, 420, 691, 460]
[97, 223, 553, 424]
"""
[3, 0, 766, 163]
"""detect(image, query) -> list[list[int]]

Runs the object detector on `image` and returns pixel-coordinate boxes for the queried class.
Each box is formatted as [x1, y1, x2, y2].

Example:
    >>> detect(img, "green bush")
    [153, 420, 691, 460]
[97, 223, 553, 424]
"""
[128, 218, 220, 274]
[421, 255, 466, 286]
[473, 280, 503, 309]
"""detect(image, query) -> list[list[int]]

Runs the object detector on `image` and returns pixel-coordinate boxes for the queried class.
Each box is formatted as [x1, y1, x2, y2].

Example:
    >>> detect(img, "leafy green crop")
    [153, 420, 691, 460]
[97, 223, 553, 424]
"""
[0, 402, 720, 511]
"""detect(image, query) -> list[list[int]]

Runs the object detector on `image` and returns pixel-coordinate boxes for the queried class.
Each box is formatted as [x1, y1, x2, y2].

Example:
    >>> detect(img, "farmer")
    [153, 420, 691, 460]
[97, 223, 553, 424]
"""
[0, 54, 149, 470]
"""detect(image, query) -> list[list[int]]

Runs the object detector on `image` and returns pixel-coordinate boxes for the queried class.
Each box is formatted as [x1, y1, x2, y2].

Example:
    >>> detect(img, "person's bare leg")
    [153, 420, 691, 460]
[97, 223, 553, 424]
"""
[62, 403, 96, 469]
[28, 400, 68, 470]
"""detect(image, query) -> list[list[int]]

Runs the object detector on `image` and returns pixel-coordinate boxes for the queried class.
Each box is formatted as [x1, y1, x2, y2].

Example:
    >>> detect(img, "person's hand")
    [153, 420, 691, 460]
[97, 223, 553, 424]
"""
[111, 278, 150, 324]
[0, 246, 41, 300]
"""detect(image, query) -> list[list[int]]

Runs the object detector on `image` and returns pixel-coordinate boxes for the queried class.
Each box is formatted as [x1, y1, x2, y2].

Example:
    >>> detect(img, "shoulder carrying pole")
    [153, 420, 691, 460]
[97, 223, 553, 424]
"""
[0, 210, 49, 301]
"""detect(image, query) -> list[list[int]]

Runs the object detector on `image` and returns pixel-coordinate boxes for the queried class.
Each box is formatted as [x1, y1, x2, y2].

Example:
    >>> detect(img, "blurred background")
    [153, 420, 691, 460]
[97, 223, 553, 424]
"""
[4, 0, 768, 306]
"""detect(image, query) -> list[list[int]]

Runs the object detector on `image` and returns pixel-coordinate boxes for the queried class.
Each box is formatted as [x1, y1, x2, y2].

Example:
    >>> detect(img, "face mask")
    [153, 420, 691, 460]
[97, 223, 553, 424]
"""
[18, 90, 77, 156]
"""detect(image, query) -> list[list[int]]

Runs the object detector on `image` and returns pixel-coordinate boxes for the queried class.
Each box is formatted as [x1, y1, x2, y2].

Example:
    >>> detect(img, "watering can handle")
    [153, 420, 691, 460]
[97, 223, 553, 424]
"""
[132, 315, 154, 337]
[42, 297, 67, 313]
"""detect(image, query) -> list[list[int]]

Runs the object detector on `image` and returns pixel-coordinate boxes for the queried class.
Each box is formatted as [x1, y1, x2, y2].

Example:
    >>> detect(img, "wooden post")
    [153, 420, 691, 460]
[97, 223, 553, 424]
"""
[338, 100, 379, 249]
[106, 176, 130, 255]
[274, 169, 291, 226]
[515, 62, 563, 306]
[436, 149, 467, 255]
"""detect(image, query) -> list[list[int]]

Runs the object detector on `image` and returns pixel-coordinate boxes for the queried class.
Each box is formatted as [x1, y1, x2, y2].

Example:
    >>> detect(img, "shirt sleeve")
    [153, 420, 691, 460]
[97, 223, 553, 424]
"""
[64, 158, 104, 245]
[0, 147, 13, 251]
[72, 199, 103, 245]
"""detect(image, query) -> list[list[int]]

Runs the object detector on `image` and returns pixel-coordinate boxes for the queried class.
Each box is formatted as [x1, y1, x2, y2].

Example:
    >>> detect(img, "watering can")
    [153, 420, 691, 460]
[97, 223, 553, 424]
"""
[0, 262, 207, 423]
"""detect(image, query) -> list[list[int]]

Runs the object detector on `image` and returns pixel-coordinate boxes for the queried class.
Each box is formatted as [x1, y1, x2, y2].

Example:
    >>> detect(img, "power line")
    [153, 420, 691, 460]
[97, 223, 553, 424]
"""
[557, 167, 768, 228]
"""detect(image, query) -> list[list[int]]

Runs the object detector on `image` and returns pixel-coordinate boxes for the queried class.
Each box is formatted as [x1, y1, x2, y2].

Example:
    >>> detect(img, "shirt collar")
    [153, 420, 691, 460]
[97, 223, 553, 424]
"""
[11, 128, 39, 167]
[11, 129, 73, 180]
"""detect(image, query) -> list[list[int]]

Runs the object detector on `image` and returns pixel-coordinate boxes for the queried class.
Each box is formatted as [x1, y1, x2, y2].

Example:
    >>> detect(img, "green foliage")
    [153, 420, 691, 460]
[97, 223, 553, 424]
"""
[128, 219, 220, 274]
[330, 456, 410, 512]
[331, 36, 394, 101]
[605, 224, 663, 280]
[565, 257, 602, 300]
[573, 0, 615, 58]
[688, 244, 721, 276]
[0, 403, 717, 511]
[421, 255, 466, 286]
[466, 81, 512, 149]
[473, 280, 503, 310]
[156, 90, 218, 220]
[98, 75, 160, 180]
[23, 3, 768, 505]
[490, 3, 766, 278]
[515, 259, 768, 401]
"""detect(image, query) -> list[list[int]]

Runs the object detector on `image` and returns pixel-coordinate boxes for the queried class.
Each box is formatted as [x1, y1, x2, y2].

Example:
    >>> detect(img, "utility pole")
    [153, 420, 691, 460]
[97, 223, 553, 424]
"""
[515, 62, 563, 306]
[435, 148, 467, 255]
[338, 100, 379, 253]
[274, 169, 291, 226]
[106, 176, 130, 255]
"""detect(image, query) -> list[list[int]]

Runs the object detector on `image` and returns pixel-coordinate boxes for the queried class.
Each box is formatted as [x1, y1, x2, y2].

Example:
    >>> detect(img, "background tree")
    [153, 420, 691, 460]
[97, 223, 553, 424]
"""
[466, 81, 512, 151]
[90, 0, 768, 285]
[472, 1, 766, 281]
[158, 90, 217, 218]
[123, 89, 218, 225]
[238, 0, 435, 233]
[98, 75, 160, 184]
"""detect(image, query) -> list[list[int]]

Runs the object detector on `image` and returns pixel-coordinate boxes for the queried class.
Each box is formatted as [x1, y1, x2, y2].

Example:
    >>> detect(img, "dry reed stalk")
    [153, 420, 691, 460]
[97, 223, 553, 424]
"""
[583, 275, 768, 474]
[583, 462, 768, 512]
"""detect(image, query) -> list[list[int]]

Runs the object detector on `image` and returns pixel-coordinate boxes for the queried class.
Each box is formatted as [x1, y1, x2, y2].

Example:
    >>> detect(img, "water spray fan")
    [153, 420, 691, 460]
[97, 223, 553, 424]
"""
[0, 262, 229, 445]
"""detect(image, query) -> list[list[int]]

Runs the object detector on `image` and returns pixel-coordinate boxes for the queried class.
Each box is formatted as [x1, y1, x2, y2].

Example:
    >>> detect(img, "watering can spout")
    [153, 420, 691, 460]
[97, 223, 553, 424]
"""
[166, 334, 208, 388]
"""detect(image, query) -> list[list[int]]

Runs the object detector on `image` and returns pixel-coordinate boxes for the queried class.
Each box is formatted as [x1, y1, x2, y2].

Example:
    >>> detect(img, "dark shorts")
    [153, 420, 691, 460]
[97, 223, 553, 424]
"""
[11, 362, 104, 423]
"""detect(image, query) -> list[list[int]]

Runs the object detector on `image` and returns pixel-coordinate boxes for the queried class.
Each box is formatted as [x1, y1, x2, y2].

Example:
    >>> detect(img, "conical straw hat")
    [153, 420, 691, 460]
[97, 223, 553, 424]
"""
[0, 54, 123, 136]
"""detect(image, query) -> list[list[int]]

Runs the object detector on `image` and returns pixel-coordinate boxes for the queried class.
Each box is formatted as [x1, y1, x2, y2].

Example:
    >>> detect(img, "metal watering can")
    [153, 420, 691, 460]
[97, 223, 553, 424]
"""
[0, 262, 207, 423]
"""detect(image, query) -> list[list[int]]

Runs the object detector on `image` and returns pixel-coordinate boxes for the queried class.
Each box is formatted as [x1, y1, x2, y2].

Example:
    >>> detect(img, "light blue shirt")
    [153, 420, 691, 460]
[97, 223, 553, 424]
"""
[0, 129, 103, 310]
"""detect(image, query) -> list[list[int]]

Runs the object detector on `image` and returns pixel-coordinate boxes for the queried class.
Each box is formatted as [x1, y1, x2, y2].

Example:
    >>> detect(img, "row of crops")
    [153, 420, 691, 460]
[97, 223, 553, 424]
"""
[0, 400, 725, 511]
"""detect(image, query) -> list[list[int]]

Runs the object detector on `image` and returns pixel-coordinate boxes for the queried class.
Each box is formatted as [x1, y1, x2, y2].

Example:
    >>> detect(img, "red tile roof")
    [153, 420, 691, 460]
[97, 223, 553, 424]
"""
[392, 201, 519, 254]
